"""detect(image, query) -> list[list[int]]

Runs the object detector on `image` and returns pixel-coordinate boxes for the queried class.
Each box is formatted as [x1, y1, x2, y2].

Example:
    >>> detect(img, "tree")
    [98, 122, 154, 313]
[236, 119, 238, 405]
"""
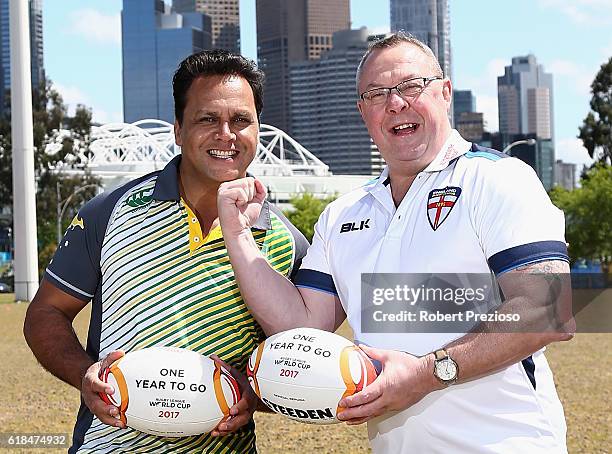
[550, 165, 612, 277]
[0, 79, 99, 277]
[284, 193, 337, 242]
[578, 57, 612, 165]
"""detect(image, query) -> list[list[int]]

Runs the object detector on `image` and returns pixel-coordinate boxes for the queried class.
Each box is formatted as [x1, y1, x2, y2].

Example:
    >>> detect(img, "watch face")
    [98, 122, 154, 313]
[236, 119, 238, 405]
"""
[435, 359, 457, 381]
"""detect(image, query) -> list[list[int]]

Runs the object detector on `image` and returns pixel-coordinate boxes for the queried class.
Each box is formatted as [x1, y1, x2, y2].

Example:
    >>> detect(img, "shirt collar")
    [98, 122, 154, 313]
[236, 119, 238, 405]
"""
[365, 129, 471, 195]
[152, 155, 181, 201]
[151, 155, 272, 230]
[422, 129, 472, 172]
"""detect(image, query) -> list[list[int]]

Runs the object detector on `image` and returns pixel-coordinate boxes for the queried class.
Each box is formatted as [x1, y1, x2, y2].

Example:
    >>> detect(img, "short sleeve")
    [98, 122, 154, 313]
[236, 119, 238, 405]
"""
[294, 207, 338, 295]
[45, 193, 109, 301]
[266, 203, 310, 281]
[473, 158, 569, 275]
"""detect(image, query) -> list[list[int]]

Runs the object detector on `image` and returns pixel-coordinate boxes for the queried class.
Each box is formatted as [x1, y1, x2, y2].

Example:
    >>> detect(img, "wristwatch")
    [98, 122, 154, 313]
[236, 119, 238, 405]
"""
[433, 349, 458, 384]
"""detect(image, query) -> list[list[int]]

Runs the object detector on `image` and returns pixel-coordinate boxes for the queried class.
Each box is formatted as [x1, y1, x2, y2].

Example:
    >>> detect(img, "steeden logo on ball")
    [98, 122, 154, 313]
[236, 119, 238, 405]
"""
[247, 327, 378, 424]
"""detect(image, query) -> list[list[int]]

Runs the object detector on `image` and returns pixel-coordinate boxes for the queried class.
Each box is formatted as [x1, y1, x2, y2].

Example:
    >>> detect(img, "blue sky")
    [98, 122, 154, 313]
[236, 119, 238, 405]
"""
[44, 0, 612, 167]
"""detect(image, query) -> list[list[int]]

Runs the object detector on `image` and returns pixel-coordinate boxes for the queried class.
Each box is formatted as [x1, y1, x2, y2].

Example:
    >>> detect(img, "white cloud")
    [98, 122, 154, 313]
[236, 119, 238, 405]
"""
[459, 58, 506, 132]
[548, 59, 595, 97]
[556, 137, 594, 167]
[68, 9, 121, 45]
[54, 83, 92, 116]
[537, 0, 612, 26]
[366, 25, 391, 36]
[92, 109, 123, 125]
[53, 83, 122, 125]
[475, 95, 499, 132]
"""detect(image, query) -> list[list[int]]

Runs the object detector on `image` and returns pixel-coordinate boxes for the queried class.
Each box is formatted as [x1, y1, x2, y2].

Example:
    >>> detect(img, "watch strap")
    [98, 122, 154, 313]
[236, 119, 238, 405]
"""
[434, 349, 448, 361]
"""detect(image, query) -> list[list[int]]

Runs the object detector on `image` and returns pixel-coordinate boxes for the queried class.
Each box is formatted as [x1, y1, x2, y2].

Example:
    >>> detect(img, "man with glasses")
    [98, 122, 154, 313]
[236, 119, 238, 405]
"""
[217, 33, 573, 453]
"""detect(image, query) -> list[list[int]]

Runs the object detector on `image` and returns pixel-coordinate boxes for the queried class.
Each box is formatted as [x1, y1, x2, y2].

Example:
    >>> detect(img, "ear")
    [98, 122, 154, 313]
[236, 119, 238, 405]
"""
[174, 120, 182, 147]
[357, 100, 366, 122]
[442, 78, 453, 107]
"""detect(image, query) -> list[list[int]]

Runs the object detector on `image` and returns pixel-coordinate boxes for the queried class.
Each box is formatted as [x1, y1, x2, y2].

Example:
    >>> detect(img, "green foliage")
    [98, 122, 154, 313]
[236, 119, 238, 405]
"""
[0, 79, 100, 277]
[578, 57, 612, 165]
[284, 192, 337, 242]
[550, 165, 612, 273]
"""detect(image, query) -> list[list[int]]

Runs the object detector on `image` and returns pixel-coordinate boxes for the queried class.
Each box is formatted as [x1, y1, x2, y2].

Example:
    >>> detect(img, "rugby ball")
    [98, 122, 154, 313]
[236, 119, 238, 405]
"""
[99, 347, 240, 437]
[247, 327, 377, 424]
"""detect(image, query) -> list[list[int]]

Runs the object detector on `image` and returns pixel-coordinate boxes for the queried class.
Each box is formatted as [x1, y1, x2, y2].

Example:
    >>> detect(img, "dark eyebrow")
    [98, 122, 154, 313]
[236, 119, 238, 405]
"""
[233, 110, 254, 118]
[194, 110, 219, 117]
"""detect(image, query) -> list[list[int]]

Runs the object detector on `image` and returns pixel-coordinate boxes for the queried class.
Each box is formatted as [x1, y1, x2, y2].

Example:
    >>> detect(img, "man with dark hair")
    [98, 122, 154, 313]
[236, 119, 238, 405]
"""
[173, 49, 265, 124]
[218, 33, 574, 453]
[24, 49, 308, 453]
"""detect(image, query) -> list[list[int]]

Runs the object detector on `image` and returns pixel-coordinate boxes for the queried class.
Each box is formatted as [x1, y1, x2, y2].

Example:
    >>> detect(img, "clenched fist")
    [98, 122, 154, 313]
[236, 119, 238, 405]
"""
[217, 177, 267, 238]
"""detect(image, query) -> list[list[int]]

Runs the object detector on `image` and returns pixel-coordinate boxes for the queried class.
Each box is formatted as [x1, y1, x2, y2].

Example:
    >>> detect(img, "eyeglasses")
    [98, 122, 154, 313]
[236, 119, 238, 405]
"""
[359, 76, 444, 106]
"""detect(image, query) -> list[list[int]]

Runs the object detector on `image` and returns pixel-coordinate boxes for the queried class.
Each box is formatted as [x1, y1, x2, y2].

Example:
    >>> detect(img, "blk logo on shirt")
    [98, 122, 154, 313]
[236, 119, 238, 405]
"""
[427, 187, 461, 231]
[340, 219, 370, 233]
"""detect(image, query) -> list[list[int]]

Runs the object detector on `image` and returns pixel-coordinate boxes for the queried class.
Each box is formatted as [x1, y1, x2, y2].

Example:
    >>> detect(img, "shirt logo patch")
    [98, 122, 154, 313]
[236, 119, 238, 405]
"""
[340, 219, 370, 233]
[126, 189, 153, 208]
[69, 214, 85, 231]
[427, 187, 462, 231]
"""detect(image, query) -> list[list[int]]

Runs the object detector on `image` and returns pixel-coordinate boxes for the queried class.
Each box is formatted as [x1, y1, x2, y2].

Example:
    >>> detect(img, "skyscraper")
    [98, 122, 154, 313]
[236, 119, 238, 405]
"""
[497, 54, 554, 140]
[290, 28, 384, 175]
[497, 55, 555, 189]
[390, 0, 451, 80]
[453, 90, 475, 119]
[122, 0, 212, 123]
[507, 135, 555, 190]
[554, 160, 576, 190]
[453, 89, 484, 142]
[172, 0, 240, 52]
[256, 0, 350, 133]
[0, 0, 44, 117]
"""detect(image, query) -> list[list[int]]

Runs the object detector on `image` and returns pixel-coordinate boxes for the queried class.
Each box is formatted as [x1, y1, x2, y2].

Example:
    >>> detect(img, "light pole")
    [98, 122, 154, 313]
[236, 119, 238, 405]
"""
[502, 138, 536, 155]
[10, 0, 38, 301]
[56, 182, 100, 244]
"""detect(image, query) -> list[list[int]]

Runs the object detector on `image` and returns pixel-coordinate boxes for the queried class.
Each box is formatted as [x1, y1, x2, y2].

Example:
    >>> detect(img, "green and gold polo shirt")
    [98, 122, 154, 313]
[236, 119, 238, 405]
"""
[46, 155, 309, 453]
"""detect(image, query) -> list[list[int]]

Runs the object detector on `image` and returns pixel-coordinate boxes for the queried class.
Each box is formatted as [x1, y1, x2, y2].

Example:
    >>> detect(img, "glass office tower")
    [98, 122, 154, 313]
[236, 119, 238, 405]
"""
[122, 0, 212, 123]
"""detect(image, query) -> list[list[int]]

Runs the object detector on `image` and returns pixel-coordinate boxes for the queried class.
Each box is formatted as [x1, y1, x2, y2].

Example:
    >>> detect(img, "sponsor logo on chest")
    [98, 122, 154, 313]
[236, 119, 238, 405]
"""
[340, 219, 370, 233]
[427, 186, 462, 231]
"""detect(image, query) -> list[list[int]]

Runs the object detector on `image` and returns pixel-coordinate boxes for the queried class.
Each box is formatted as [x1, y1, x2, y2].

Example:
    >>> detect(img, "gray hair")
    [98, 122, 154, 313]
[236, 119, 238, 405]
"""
[356, 31, 444, 95]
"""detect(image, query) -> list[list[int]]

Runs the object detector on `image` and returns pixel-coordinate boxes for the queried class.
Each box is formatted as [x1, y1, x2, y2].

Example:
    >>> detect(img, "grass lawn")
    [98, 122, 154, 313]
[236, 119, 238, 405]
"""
[1, 291, 610, 453]
[0, 293, 15, 304]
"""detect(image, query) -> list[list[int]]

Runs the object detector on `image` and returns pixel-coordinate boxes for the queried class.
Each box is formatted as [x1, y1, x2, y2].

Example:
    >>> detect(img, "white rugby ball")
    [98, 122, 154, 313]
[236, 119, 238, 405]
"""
[99, 347, 240, 437]
[247, 327, 377, 424]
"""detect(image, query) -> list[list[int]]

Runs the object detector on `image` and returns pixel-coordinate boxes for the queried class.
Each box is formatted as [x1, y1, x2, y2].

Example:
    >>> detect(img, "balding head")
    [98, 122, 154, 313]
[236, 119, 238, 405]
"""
[356, 32, 443, 95]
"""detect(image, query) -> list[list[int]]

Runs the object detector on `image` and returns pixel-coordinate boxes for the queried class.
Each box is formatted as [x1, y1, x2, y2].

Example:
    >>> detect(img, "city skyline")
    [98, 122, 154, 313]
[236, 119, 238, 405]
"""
[290, 27, 384, 175]
[122, 0, 211, 123]
[43, 0, 611, 167]
[498, 54, 554, 141]
[256, 0, 350, 133]
[390, 0, 451, 83]
[173, 0, 240, 52]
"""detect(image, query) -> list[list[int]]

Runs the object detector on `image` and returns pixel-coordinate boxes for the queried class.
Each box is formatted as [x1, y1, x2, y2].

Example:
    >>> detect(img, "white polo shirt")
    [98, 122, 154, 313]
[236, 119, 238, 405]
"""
[294, 130, 569, 453]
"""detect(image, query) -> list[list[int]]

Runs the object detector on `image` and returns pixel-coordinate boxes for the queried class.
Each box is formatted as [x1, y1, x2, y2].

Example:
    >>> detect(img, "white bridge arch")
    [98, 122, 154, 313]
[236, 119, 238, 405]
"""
[52, 119, 373, 206]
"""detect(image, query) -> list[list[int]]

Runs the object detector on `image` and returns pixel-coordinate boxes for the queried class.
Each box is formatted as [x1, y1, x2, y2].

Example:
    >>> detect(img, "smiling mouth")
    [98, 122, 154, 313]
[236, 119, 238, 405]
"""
[208, 149, 238, 159]
[392, 123, 420, 135]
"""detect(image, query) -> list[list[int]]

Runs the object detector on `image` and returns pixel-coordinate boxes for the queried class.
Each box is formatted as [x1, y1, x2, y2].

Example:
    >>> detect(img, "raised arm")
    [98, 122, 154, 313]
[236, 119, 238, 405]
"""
[217, 178, 345, 335]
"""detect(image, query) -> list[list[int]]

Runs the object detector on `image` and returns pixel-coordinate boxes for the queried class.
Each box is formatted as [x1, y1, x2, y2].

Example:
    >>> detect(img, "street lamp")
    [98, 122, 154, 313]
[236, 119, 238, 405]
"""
[502, 138, 536, 155]
[56, 182, 101, 244]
